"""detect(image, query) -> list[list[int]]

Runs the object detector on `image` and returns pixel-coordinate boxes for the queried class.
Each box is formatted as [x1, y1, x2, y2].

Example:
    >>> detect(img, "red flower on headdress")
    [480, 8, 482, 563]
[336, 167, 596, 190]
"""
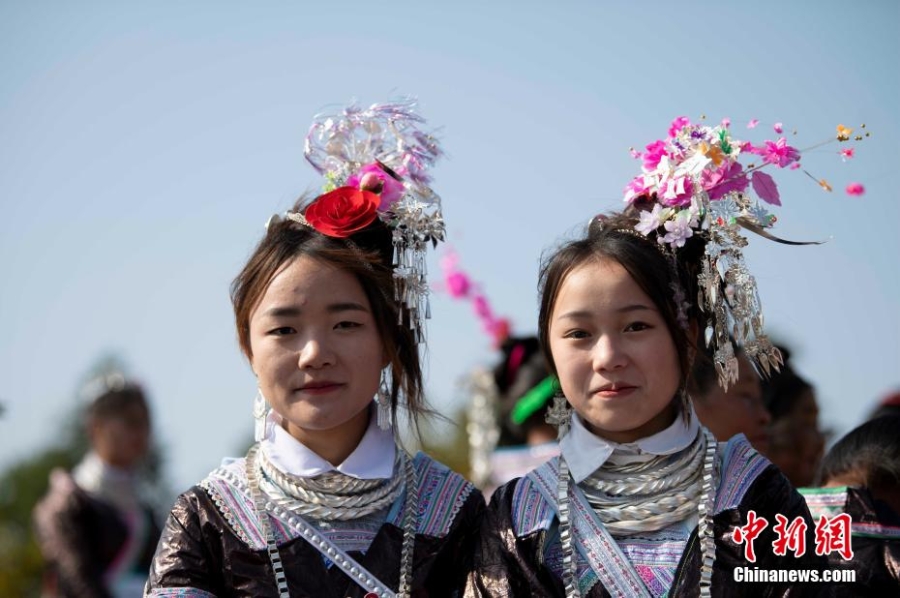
[304, 187, 380, 238]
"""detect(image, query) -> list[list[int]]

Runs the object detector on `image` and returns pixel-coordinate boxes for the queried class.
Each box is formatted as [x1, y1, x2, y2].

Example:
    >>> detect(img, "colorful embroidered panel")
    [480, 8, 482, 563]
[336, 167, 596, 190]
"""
[713, 435, 771, 514]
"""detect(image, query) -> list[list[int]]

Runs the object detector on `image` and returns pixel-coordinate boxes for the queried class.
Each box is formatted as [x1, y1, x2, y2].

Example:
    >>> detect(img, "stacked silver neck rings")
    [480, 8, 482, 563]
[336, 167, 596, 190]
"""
[557, 427, 719, 598]
[246, 443, 418, 598]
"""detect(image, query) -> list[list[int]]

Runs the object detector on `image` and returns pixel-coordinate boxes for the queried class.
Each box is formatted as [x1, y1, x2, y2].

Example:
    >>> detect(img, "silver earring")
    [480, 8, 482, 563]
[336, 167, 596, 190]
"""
[253, 389, 269, 442]
[376, 370, 392, 431]
[545, 390, 571, 439]
[679, 387, 691, 418]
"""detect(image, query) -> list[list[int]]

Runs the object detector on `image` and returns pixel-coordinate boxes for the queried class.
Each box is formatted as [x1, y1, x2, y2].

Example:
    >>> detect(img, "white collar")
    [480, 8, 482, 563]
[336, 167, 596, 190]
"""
[261, 407, 396, 479]
[560, 405, 699, 483]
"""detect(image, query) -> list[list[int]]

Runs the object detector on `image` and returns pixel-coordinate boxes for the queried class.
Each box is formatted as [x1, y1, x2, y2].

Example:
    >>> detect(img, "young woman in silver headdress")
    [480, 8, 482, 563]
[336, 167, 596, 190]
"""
[146, 101, 484, 598]
[465, 116, 854, 597]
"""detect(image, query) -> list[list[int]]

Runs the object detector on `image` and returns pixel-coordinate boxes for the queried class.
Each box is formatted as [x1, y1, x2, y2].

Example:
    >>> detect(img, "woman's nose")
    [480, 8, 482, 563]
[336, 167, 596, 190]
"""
[297, 337, 334, 369]
[592, 335, 627, 372]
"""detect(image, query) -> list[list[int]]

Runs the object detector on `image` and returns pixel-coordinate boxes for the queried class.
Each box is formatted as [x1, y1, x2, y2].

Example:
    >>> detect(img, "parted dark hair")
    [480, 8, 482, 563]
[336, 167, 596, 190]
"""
[538, 210, 706, 397]
[820, 415, 900, 490]
[231, 198, 428, 432]
[86, 384, 150, 427]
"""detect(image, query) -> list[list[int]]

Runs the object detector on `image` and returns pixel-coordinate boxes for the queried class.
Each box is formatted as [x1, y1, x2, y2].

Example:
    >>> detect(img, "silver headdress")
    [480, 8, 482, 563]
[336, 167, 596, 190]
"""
[623, 117, 868, 389]
[78, 357, 135, 404]
[298, 98, 446, 343]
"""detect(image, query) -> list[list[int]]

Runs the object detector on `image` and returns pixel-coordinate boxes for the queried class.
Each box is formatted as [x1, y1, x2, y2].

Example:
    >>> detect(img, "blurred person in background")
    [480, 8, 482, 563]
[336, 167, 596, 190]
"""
[689, 343, 772, 454]
[763, 346, 826, 487]
[33, 375, 161, 598]
[801, 415, 900, 593]
[468, 335, 560, 496]
[442, 255, 560, 495]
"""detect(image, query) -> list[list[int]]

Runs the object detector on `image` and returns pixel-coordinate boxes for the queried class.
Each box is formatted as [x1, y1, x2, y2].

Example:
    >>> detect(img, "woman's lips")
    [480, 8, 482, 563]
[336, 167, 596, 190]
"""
[593, 385, 637, 399]
[298, 382, 344, 395]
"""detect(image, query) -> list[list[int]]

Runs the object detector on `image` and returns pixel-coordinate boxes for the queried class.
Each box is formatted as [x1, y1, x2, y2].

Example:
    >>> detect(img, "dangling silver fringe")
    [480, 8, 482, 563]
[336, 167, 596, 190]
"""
[253, 390, 269, 442]
[376, 369, 392, 431]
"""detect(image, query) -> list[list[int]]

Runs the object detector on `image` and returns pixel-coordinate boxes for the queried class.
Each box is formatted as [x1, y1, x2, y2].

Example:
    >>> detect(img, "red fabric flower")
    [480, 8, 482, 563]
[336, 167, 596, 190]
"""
[304, 187, 380, 238]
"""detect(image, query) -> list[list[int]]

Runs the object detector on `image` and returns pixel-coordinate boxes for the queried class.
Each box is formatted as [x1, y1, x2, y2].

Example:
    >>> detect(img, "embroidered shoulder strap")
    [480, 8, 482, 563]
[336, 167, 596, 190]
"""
[512, 460, 558, 537]
[200, 459, 288, 550]
[800, 486, 848, 521]
[388, 452, 474, 537]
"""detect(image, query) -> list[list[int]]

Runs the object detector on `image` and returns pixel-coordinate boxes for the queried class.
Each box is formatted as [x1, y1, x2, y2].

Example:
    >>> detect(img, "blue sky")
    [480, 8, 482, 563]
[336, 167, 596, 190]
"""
[1, 0, 897, 493]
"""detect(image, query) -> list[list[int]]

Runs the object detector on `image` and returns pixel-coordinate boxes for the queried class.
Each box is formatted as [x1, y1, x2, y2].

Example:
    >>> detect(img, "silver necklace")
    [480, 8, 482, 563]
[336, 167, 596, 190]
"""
[258, 447, 404, 521]
[556, 429, 718, 598]
[246, 443, 418, 598]
[578, 429, 706, 536]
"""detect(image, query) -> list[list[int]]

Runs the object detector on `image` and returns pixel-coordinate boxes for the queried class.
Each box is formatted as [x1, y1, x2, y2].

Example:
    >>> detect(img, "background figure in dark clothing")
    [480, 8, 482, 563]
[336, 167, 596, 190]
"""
[762, 346, 825, 487]
[33, 376, 161, 597]
[801, 415, 900, 594]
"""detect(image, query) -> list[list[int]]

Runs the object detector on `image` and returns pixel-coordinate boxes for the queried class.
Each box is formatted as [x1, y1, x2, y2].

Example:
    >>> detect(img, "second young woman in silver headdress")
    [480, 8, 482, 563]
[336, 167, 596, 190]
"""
[465, 116, 853, 597]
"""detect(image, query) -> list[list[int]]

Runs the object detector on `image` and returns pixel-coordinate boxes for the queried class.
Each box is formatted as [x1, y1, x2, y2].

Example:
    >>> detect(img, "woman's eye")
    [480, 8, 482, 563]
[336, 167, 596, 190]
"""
[564, 329, 590, 340]
[334, 321, 362, 330]
[269, 326, 295, 336]
[625, 321, 651, 332]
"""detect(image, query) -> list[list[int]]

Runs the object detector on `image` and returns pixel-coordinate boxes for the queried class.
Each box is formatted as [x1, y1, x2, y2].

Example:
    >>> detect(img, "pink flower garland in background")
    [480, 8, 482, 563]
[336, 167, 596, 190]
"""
[439, 249, 510, 347]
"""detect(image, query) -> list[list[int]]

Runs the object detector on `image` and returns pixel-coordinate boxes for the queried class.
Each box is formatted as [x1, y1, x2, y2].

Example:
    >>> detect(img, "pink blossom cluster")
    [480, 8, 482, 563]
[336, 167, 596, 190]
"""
[623, 116, 862, 247]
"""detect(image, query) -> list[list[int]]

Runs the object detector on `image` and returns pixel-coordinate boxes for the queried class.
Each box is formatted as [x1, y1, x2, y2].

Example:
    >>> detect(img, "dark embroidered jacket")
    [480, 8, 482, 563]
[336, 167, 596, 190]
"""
[147, 452, 484, 597]
[467, 436, 838, 597]
[801, 485, 900, 595]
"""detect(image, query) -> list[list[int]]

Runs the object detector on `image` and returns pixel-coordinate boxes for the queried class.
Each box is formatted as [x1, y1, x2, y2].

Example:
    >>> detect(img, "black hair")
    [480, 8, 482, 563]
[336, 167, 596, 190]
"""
[820, 415, 900, 490]
[761, 345, 814, 420]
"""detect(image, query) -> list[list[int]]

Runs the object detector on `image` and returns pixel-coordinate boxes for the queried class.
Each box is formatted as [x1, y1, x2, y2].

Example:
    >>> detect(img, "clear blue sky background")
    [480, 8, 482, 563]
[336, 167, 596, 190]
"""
[2, 1, 897, 494]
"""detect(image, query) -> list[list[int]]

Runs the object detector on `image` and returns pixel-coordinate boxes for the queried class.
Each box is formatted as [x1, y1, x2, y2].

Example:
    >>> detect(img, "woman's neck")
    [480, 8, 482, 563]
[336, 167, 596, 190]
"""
[585, 401, 679, 445]
[283, 406, 371, 466]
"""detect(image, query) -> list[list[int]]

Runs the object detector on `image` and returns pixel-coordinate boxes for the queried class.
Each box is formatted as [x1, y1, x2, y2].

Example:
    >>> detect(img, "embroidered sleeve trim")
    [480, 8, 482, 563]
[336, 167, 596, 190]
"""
[713, 435, 770, 514]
